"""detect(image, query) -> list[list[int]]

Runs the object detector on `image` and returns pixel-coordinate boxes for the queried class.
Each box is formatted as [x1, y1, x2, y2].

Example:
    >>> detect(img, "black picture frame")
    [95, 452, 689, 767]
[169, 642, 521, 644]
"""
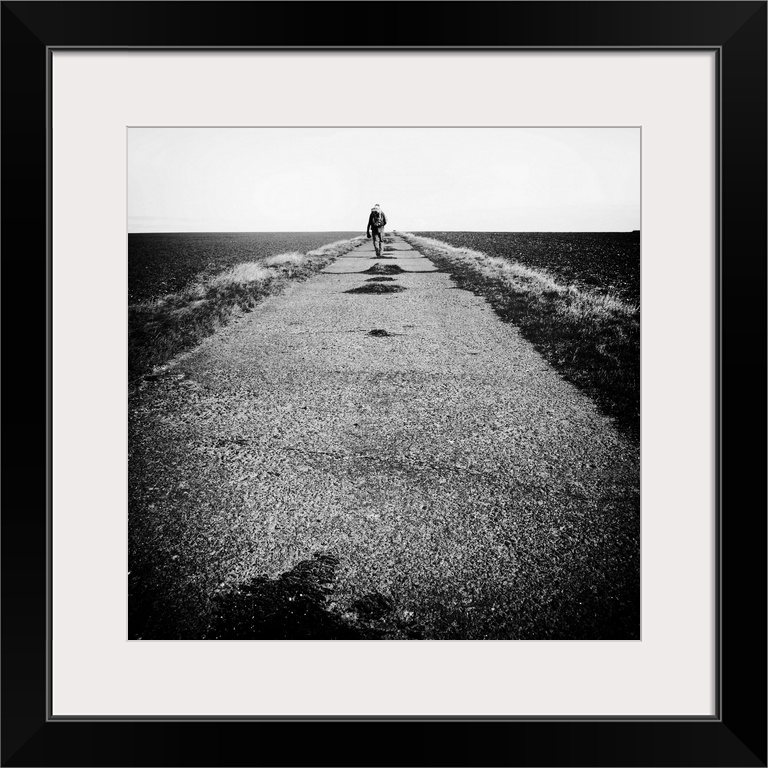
[3, 1, 765, 765]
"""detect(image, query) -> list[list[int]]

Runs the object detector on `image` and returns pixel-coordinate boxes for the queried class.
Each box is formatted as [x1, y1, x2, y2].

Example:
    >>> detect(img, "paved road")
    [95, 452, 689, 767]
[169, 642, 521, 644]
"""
[129, 235, 639, 639]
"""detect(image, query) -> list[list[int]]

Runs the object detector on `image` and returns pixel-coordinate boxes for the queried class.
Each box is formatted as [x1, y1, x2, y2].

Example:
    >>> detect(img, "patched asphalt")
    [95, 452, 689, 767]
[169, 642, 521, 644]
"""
[321, 238, 438, 273]
[129, 234, 639, 640]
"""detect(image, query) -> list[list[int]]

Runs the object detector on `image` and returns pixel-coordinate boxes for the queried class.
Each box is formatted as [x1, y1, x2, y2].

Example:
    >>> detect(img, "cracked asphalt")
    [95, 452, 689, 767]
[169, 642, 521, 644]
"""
[129, 235, 640, 639]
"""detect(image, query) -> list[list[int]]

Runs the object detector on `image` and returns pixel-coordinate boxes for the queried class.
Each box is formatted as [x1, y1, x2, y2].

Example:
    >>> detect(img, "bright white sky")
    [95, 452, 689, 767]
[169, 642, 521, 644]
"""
[128, 127, 640, 233]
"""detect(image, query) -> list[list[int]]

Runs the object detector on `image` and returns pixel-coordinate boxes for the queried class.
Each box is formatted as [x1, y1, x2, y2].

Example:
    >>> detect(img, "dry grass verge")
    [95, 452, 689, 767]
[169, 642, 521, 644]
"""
[398, 232, 640, 440]
[129, 238, 364, 379]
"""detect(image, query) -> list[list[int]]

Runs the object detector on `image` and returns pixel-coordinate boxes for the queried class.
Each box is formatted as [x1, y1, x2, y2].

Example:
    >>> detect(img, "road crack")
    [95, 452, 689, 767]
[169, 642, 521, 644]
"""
[280, 445, 499, 480]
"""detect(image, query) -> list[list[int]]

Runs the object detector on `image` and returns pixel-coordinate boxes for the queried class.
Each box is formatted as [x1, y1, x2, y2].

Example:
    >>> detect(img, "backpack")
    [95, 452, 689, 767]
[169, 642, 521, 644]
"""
[371, 208, 385, 228]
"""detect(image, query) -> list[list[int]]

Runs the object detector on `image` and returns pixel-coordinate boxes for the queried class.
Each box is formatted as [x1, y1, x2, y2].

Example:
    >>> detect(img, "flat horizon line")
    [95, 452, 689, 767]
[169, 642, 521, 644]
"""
[128, 229, 641, 235]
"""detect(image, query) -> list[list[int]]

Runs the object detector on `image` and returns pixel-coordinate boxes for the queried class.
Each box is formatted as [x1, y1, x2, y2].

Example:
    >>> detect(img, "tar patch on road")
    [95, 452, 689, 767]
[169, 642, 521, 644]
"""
[363, 264, 405, 275]
[205, 553, 424, 640]
[346, 284, 406, 294]
[352, 592, 394, 619]
[368, 329, 393, 337]
[208, 553, 375, 639]
[366, 276, 395, 282]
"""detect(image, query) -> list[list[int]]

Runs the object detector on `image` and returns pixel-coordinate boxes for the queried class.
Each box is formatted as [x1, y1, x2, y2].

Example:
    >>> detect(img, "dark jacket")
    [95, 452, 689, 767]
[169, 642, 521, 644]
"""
[367, 208, 387, 232]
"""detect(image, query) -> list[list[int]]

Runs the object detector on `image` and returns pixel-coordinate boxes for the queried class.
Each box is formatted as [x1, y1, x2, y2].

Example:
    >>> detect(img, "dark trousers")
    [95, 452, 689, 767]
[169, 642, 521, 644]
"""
[371, 227, 383, 256]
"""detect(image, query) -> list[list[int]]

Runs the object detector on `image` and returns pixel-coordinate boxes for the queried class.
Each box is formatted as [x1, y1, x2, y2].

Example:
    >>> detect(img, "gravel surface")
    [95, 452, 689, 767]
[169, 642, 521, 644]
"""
[129, 235, 639, 640]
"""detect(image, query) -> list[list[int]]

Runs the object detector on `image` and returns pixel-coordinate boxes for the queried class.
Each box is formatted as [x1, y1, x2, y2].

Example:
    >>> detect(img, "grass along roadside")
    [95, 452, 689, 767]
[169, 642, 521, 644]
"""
[398, 231, 640, 440]
[129, 237, 364, 380]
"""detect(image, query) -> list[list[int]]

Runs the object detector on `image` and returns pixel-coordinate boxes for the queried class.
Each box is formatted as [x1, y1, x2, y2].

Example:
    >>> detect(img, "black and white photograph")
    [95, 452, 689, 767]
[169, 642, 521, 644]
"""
[128, 126, 640, 641]
[3, 0, 761, 758]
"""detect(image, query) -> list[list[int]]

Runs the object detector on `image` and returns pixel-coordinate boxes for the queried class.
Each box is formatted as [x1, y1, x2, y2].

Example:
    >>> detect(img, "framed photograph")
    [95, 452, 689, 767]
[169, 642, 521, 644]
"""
[4, 1, 765, 765]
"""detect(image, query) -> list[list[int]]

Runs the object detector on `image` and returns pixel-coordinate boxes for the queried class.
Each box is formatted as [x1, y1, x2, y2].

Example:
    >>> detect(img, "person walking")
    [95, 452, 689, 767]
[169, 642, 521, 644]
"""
[366, 203, 387, 258]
